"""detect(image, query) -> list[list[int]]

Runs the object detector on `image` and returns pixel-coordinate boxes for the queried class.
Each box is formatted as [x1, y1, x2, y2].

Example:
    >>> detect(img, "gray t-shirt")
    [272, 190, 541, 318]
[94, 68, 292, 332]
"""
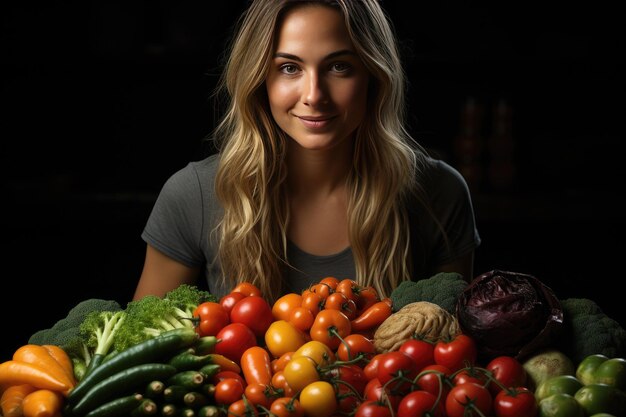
[142, 153, 481, 299]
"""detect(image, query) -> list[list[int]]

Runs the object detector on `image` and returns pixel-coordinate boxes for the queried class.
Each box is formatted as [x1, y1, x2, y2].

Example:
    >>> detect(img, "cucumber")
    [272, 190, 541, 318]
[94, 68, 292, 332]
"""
[168, 351, 214, 371]
[131, 399, 158, 416]
[193, 336, 219, 355]
[71, 363, 177, 416]
[166, 370, 205, 390]
[183, 391, 209, 408]
[198, 364, 220, 379]
[143, 380, 165, 399]
[197, 405, 221, 417]
[68, 328, 198, 406]
[83, 393, 144, 417]
[163, 384, 188, 403]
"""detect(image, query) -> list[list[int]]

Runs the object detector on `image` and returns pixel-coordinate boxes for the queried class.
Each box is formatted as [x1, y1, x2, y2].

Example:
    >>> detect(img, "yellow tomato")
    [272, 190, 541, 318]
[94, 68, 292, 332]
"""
[299, 381, 337, 417]
[293, 340, 336, 367]
[265, 320, 307, 358]
[283, 356, 320, 393]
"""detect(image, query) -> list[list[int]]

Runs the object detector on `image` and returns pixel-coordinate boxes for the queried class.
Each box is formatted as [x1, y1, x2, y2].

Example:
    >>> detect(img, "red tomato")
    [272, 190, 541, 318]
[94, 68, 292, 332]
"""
[376, 351, 418, 395]
[270, 396, 305, 417]
[398, 338, 435, 371]
[214, 377, 245, 405]
[230, 295, 274, 337]
[228, 398, 259, 417]
[363, 353, 384, 381]
[325, 364, 368, 396]
[434, 334, 477, 372]
[220, 291, 247, 314]
[244, 383, 276, 409]
[336, 333, 376, 363]
[335, 279, 359, 303]
[397, 390, 445, 417]
[214, 322, 257, 363]
[415, 364, 452, 398]
[354, 401, 392, 417]
[193, 301, 230, 337]
[493, 387, 538, 417]
[452, 367, 489, 386]
[445, 382, 492, 417]
[363, 378, 402, 410]
[213, 370, 247, 387]
[485, 356, 527, 394]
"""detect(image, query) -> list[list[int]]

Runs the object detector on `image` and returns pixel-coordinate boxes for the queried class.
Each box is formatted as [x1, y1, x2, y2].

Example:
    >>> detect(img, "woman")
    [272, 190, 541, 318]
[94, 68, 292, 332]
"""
[133, 0, 481, 303]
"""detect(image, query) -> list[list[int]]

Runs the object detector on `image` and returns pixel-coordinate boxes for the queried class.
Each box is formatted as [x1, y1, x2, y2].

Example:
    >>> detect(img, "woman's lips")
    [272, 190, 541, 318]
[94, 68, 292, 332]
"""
[297, 115, 335, 129]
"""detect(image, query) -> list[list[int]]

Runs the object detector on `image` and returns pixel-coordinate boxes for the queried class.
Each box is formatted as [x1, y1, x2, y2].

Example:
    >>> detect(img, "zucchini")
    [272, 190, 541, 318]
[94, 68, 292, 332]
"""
[166, 370, 205, 390]
[200, 383, 216, 399]
[143, 380, 165, 399]
[83, 393, 144, 417]
[71, 363, 177, 416]
[161, 404, 177, 417]
[193, 336, 219, 355]
[68, 328, 197, 406]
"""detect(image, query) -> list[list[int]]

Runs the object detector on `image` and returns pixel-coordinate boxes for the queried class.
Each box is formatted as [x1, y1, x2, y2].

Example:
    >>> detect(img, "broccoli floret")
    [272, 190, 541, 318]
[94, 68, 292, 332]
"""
[557, 297, 626, 364]
[28, 298, 123, 346]
[164, 283, 216, 317]
[390, 272, 468, 313]
[80, 310, 126, 357]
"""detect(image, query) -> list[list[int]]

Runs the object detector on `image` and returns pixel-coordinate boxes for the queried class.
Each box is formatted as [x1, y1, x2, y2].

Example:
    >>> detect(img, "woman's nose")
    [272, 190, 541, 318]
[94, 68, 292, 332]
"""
[303, 72, 327, 106]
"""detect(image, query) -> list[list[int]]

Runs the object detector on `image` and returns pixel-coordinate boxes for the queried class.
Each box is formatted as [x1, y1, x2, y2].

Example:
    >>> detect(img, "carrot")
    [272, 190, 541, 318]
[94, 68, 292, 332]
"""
[41, 345, 76, 386]
[0, 361, 71, 394]
[1, 383, 37, 417]
[21, 389, 63, 417]
[12, 345, 75, 390]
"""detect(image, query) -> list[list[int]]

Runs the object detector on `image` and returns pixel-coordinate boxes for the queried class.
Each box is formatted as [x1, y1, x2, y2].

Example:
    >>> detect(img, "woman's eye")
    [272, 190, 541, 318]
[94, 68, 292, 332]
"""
[331, 62, 351, 73]
[280, 64, 299, 74]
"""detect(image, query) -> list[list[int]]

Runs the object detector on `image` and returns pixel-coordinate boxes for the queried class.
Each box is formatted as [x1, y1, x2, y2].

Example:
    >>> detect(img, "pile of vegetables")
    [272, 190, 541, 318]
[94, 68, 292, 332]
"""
[1, 270, 624, 417]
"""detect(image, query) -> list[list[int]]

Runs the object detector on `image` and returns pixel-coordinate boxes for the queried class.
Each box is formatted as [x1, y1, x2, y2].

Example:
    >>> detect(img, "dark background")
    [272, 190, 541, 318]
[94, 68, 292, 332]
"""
[2, 2, 624, 361]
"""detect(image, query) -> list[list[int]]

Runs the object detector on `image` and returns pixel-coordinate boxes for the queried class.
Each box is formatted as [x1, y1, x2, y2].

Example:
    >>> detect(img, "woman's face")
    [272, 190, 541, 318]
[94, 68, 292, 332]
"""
[265, 4, 370, 152]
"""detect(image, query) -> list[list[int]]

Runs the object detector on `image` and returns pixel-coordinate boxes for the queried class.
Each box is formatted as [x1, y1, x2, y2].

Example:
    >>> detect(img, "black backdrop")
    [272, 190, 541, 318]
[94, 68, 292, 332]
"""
[3, 2, 624, 361]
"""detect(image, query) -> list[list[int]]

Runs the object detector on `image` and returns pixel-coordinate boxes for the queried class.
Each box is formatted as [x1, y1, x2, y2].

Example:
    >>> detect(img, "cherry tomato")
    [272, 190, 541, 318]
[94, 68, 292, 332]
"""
[325, 364, 368, 396]
[283, 356, 320, 392]
[434, 334, 477, 372]
[376, 351, 418, 395]
[493, 387, 538, 417]
[415, 364, 452, 398]
[271, 351, 294, 373]
[293, 340, 336, 367]
[324, 292, 357, 320]
[299, 381, 337, 417]
[355, 286, 379, 312]
[398, 338, 435, 372]
[213, 370, 247, 387]
[452, 367, 489, 386]
[336, 383, 362, 414]
[289, 306, 315, 332]
[485, 355, 527, 394]
[335, 279, 359, 303]
[336, 333, 375, 363]
[301, 290, 324, 316]
[244, 383, 277, 409]
[271, 371, 296, 397]
[214, 322, 257, 363]
[354, 400, 392, 417]
[232, 282, 262, 297]
[445, 382, 492, 417]
[240, 346, 273, 386]
[194, 301, 230, 337]
[272, 293, 303, 321]
[220, 291, 247, 314]
[215, 377, 245, 405]
[228, 398, 259, 417]
[397, 390, 445, 417]
[270, 396, 305, 417]
[309, 309, 352, 351]
[363, 378, 402, 410]
[265, 320, 307, 359]
[230, 295, 274, 337]
[363, 353, 384, 380]
[319, 276, 340, 290]
[310, 282, 333, 300]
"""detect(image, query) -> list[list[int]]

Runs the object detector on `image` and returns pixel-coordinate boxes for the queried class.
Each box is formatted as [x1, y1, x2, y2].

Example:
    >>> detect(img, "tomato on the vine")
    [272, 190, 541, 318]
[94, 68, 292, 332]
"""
[265, 320, 307, 358]
[363, 378, 402, 410]
[445, 382, 492, 417]
[336, 333, 375, 363]
[244, 382, 276, 409]
[299, 381, 337, 417]
[434, 334, 477, 372]
[415, 364, 452, 399]
[324, 292, 357, 319]
[397, 390, 445, 417]
[220, 291, 247, 314]
[228, 398, 259, 417]
[270, 396, 305, 417]
[376, 351, 418, 395]
[325, 364, 368, 396]
[309, 309, 351, 350]
[493, 387, 538, 417]
[398, 338, 435, 372]
[354, 400, 392, 417]
[485, 355, 527, 394]
[214, 377, 245, 405]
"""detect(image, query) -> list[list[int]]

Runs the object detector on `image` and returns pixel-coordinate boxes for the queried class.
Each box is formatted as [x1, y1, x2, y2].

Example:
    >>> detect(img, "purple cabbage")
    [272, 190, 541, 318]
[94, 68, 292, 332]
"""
[455, 269, 563, 362]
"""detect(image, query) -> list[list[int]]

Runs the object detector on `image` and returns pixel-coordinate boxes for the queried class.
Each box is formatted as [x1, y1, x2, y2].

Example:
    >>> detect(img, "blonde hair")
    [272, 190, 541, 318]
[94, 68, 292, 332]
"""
[213, 0, 426, 302]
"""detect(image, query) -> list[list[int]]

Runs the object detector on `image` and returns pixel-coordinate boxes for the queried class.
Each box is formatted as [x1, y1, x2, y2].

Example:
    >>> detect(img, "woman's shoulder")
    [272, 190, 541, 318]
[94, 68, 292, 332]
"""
[419, 155, 469, 191]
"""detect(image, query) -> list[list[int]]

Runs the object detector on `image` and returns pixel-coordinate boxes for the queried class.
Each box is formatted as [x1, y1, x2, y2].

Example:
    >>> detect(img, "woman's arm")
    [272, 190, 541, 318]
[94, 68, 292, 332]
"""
[133, 244, 200, 300]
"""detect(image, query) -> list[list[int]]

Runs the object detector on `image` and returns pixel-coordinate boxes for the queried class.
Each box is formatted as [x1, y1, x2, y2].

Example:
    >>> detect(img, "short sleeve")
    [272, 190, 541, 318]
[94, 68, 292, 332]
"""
[141, 163, 206, 267]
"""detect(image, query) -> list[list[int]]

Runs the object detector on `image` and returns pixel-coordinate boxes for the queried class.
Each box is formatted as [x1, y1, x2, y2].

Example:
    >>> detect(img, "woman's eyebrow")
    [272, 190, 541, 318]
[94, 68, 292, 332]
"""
[274, 49, 356, 62]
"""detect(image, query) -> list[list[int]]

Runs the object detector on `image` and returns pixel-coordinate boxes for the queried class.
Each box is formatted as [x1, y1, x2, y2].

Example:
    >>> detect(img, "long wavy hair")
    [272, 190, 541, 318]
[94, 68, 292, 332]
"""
[213, 0, 427, 302]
